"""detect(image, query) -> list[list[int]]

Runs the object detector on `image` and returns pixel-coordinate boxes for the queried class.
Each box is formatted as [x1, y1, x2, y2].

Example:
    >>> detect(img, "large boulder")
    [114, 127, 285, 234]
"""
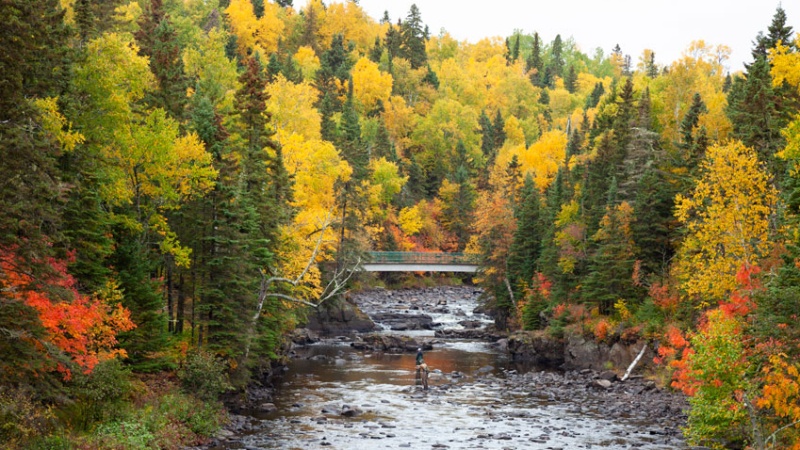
[370, 312, 434, 330]
[507, 331, 566, 365]
[351, 333, 432, 352]
[304, 299, 377, 336]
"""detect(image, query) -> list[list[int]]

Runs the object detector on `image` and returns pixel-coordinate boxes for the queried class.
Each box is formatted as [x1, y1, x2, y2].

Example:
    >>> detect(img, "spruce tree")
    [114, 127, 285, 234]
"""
[479, 111, 495, 161]
[507, 175, 542, 290]
[525, 32, 543, 86]
[564, 65, 577, 93]
[400, 4, 427, 69]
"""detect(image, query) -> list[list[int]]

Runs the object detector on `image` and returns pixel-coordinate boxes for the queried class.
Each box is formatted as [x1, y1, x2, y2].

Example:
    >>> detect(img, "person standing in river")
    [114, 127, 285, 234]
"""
[415, 348, 429, 390]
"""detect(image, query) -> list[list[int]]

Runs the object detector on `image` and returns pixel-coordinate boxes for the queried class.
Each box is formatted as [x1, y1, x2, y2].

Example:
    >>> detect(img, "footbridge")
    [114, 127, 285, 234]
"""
[363, 252, 480, 273]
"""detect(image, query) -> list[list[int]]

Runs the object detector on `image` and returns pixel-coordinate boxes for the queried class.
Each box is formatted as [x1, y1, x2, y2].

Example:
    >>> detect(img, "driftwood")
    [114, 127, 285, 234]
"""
[621, 344, 648, 381]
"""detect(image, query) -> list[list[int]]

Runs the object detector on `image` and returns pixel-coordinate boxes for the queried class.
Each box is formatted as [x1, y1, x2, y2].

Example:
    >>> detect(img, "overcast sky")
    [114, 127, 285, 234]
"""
[341, 0, 795, 73]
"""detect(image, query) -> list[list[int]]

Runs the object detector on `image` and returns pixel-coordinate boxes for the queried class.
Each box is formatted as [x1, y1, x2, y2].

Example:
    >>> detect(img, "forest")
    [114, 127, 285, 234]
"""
[2, 0, 800, 448]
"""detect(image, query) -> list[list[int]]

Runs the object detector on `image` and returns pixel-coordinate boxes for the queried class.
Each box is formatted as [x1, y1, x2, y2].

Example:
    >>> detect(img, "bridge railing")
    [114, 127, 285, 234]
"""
[367, 251, 481, 266]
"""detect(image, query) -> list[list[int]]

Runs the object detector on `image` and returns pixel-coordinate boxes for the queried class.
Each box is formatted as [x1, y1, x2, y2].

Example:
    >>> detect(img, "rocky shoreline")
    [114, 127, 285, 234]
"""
[192, 285, 691, 449]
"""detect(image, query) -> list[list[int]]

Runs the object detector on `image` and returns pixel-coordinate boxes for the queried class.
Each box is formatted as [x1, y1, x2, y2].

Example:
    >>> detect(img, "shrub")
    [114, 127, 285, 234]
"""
[178, 350, 232, 401]
[0, 387, 56, 449]
[94, 420, 155, 449]
[65, 358, 133, 430]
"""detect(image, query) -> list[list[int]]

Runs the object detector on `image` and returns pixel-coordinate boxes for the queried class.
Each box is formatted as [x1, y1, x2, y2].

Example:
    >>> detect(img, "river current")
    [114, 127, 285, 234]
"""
[221, 287, 687, 449]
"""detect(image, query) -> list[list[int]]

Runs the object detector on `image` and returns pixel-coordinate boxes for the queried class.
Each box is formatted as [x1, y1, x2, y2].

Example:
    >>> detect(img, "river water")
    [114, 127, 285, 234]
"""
[225, 287, 687, 449]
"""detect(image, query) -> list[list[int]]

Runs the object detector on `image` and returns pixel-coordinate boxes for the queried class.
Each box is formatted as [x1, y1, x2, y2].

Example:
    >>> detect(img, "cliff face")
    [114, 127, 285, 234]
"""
[507, 331, 654, 373]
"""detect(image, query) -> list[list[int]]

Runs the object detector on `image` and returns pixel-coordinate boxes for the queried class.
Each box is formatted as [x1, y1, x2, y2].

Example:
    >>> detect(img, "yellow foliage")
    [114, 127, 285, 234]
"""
[504, 115, 526, 147]
[225, 0, 285, 57]
[771, 38, 800, 164]
[33, 97, 85, 152]
[515, 130, 568, 191]
[675, 140, 776, 304]
[352, 57, 393, 114]
[771, 38, 800, 89]
[279, 133, 352, 292]
[654, 40, 731, 147]
[382, 95, 417, 151]
[182, 28, 240, 111]
[369, 158, 407, 208]
[295, 46, 321, 81]
[398, 205, 423, 236]
[267, 75, 321, 141]
[317, 1, 381, 52]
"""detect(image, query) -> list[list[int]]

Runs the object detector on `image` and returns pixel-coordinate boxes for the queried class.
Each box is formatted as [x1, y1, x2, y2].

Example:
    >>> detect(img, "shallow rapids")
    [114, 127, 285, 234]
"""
[215, 287, 687, 449]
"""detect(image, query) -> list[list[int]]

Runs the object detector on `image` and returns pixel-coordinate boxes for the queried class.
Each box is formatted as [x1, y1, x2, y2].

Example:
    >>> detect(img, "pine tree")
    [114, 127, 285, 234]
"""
[399, 4, 428, 69]
[727, 6, 799, 183]
[369, 36, 383, 63]
[586, 82, 605, 108]
[564, 65, 577, 93]
[493, 110, 507, 151]
[442, 141, 477, 250]
[582, 199, 640, 314]
[525, 32, 543, 86]
[549, 34, 564, 80]
[507, 175, 542, 290]
[136, 0, 188, 120]
[632, 167, 677, 279]
[479, 110, 495, 161]
[677, 92, 709, 174]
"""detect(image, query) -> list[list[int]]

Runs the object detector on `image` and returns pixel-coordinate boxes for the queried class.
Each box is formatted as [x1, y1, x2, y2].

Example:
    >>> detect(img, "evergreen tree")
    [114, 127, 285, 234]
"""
[646, 51, 659, 78]
[525, 32, 543, 86]
[442, 141, 477, 250]
[493, 110, 507, 151]
[0, 0, 72, 276]
[507, 175, 542, 290]
[373, 120, 397, 162]
[564, 65, 577, 93]
[549, 34, 565, 80]
[136, 0, 188, 120]
[511, 34, 521, 63]
[400, 4, 427, 69]
[74, 0, 95, 45]
[581, 197, 640, 314]
[384, 21, 402, 62]
[251, 0, 264, 18]
[727, 6, 799, 183]
[267, 52, 283, 81]
[632, 167, 677, 279]
[677, 92, 709, 174]
[369, 36, 383, 63]
[479, 110, 495, 161]
[422, 65, 440, 89]
[586, 82, 605, 108]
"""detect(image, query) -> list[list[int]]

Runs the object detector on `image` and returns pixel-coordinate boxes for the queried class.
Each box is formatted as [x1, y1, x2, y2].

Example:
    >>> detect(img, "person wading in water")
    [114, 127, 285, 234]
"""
[415, 348, 429, 390]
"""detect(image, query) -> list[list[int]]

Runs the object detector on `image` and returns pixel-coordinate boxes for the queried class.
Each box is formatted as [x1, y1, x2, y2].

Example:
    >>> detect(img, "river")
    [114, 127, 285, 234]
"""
[216, 286, 688, 449]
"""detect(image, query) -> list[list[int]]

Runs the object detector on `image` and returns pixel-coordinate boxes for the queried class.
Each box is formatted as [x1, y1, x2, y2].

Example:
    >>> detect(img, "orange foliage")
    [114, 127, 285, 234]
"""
[593, 319, 612, 342]
[1, 248, 135, 379]
[649, 281, 679, 313]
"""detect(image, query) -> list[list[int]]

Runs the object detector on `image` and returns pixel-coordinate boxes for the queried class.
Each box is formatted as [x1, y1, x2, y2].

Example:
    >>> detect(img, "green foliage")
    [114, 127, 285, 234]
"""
[0, 387, 56, 449]
[94, 421, 155, 449]
[680, 311, 753, 448]
[178, 350, 233, 401]
[65, 359, 133, 430]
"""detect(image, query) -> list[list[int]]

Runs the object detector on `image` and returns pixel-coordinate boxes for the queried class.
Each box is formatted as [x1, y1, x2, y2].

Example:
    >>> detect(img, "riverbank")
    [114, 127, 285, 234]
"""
[195, 286, 691, 449]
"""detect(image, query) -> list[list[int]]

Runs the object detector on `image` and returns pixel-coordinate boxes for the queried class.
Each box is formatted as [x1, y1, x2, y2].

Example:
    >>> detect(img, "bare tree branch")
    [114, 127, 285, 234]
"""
[244, 210, 362, 359]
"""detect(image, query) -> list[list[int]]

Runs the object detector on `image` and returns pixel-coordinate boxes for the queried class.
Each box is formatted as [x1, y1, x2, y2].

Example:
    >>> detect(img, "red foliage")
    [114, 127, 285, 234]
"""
[718, 264, 761, 318]
[1, 247, 135, 379]
[649, 282, 679, 313]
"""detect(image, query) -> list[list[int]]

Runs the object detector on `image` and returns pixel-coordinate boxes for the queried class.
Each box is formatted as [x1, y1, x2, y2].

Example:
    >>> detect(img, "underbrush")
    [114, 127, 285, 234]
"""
[4, 359, 228, 450]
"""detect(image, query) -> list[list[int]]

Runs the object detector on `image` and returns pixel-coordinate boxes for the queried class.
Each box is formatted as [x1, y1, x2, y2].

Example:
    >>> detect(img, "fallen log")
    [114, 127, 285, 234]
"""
[621, 344, 647, 381]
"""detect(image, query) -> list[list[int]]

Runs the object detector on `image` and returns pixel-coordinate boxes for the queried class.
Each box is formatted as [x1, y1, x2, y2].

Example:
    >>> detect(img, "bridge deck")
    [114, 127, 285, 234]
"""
[363, 252, 480, 273]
